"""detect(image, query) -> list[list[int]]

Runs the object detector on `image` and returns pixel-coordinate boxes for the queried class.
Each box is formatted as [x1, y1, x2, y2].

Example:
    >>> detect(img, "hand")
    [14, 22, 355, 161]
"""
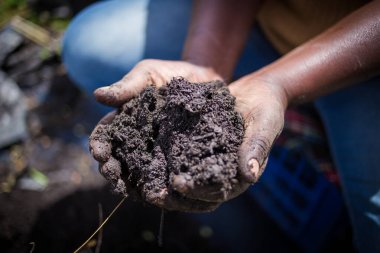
[93, 59, 222, 106]
[172, 75, 289, 206]
[228, 74, 288, 183]
[90, 59, 226, 212]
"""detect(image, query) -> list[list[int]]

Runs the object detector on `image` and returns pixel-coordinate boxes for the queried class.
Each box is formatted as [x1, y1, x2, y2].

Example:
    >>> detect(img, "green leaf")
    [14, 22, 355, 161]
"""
[29, 168, 49, 187]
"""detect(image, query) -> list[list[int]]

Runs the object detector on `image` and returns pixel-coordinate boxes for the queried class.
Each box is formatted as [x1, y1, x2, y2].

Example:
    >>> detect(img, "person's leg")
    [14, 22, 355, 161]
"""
[62, 0, 150, 113]
[234, 26, 281, 78]
[61, 0, 276, 110]
[62, 0, 149, 92]
[62, 0, 193, 113]
[315, 78, 380, 253]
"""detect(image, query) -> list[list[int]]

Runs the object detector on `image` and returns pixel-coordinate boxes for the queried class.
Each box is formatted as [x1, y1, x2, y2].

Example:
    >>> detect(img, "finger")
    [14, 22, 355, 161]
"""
[99, 156, 121, 182]
[99, 158, 141, 198]
[98, 110, 117, 125]
[171, 173, 222, 201]
[143, 187, 220, 213]
[89, 111, 116, 162]
[94, 62, 155, 107]
[239, 110, 283, 183]
[171, 173, 249, 202]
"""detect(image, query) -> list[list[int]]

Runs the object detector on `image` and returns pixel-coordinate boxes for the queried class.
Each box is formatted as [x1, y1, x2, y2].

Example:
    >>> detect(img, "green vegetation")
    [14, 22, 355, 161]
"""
[0, 0, 28, 27]
[0, 0, 70, 32]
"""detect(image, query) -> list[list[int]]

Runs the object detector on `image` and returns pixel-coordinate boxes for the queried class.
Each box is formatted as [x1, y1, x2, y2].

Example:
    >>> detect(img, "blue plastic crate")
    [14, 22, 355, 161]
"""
[248, 146, 345, 252]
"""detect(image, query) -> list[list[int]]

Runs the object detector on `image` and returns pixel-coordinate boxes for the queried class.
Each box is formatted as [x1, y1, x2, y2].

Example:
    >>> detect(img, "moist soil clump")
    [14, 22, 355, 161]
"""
[95, 77, 244, 207]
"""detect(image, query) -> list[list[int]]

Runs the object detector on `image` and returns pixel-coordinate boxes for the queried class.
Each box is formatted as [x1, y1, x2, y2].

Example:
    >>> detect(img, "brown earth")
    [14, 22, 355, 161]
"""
[93, 77, 244, 207]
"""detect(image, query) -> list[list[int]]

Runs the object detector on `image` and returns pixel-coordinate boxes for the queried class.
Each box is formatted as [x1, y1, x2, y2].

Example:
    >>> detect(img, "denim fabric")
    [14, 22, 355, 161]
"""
[62, 0, 150, 113]
[62, 0, 380, 252]
[315, 79, 380, 252]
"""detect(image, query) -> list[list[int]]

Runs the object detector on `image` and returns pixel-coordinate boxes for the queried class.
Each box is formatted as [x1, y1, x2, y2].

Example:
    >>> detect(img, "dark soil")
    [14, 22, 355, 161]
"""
[95, 77, 244, 206]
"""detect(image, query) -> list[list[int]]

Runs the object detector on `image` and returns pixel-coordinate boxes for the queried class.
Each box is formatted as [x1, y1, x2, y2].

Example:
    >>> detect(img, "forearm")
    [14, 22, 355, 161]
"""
[182, 0, 263, 80]
[252, 0, 380, 105]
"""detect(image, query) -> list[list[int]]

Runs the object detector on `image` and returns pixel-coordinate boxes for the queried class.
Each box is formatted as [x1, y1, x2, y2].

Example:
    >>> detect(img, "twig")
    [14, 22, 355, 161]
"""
[95, 203, 104, 253]
[158, 209, 165, 247]
[73, 196, 127, 253]
[10, 16, 51, 48]
[29, 242, 35, 253]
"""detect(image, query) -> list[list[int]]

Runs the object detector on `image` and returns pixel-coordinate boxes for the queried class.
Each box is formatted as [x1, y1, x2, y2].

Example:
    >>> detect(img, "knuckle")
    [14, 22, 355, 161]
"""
[100, 157, 121, 180]
[138, 59, 156, 68]
[90, 138, 111, 162]
[245, 111, 256, 125]
[136, 59, 148, 67]
[98, 163, 110, 179]
[251, 136, 272, 159]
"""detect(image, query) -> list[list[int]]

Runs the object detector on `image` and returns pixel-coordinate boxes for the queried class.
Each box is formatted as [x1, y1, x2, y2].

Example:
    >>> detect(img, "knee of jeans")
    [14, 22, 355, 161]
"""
[61, 0, 148, 95]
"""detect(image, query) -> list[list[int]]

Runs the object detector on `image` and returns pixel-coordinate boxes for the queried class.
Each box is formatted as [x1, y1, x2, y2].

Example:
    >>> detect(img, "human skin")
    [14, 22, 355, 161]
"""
[90, 0, 380, 211]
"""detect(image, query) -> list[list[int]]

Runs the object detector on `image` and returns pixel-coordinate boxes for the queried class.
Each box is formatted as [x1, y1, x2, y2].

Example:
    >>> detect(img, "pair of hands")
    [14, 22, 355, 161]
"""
[90, 59, 287, 212]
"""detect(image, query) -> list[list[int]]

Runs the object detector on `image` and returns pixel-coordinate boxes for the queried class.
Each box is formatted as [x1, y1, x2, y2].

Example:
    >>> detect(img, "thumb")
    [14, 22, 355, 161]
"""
[89, 111, 116, 162]
[94, 63, 154, 107]
[239, 110, 284, 183]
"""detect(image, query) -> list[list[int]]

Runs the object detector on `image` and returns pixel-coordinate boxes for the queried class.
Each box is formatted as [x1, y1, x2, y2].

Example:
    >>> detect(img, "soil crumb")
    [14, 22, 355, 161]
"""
[94, 77, 244, 206]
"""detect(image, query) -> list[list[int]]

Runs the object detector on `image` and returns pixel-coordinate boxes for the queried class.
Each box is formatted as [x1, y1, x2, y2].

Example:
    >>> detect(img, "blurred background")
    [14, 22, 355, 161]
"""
[0, 1, 355, 252]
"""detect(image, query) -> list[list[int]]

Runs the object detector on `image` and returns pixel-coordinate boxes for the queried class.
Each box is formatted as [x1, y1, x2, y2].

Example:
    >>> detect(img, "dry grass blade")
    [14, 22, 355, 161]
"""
[95, 203, 104, 253]
[158, 209, 165, 247]
[73, 196, 127, 253]
[10, 16, 50, 47]
[29, 242, 35, 253]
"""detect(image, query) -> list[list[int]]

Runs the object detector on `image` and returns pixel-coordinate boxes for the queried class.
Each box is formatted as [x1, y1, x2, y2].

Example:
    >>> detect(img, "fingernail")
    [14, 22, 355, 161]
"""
[90, 140, 111, 162]
[247, 159, 259, 179]
[94, 87, 108, 95]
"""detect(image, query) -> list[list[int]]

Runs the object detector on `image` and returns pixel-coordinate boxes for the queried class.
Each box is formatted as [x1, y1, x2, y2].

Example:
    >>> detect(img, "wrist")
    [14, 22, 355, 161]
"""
[175, 60, 224, 83]
[238, 73, 290, 109]
[182, 52, 232, 81]
[250, 64, 307, 105]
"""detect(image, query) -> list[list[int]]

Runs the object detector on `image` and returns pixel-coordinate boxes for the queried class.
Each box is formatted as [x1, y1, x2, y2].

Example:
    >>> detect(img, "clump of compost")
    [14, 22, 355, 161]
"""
[94, 77, 244, 205]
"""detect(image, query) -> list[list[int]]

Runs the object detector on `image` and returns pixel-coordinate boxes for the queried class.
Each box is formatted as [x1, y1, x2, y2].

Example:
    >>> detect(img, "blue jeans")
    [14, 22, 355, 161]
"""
[62, 0, 380, 252]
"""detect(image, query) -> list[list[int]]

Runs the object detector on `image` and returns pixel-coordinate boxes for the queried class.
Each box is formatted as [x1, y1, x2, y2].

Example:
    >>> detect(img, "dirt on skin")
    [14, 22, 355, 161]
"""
[93, 77, 244, 207]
